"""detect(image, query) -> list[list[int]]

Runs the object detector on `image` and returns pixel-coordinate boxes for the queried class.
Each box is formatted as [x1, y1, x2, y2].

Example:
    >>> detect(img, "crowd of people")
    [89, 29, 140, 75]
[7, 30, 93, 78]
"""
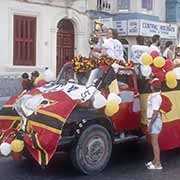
[90, 27, 180, 69]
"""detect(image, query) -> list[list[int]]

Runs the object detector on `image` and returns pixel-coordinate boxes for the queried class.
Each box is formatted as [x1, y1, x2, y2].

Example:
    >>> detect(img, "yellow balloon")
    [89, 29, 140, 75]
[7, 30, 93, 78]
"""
[104, 108, 115, 117]
[11, 139, 24, 153]
[105, 100, 119, 116]
[165, 71, 177, 82]
[153, 56, 165, 68]
[166, 80, 177, 89]
[141, 53, 153, 65]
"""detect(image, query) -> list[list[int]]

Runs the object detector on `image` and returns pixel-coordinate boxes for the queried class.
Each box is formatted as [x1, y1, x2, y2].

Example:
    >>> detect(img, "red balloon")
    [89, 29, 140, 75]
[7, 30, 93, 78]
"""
[150, 51, 160, 59]
[163, 59, 174, 72]
[152, 66, 166, 82]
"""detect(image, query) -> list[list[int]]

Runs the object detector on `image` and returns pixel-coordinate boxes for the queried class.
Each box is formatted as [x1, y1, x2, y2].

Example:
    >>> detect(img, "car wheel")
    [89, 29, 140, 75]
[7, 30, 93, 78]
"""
[71, 124, 112, 175]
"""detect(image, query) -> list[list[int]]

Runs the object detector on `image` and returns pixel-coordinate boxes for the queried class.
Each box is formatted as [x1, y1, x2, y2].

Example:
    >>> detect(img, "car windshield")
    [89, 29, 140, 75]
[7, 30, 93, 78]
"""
[56, 63, 103, 86]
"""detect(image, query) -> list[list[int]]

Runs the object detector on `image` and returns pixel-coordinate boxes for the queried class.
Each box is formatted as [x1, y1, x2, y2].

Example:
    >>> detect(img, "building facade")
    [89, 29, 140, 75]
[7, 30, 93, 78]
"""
[0, 0, 92, 76]
[0, 0, 179, 76]
[87, 0, 178, 59]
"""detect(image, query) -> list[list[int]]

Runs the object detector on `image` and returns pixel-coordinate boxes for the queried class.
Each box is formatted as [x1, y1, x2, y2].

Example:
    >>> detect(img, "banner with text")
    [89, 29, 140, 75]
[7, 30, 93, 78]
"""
[139, 19, 177, 39]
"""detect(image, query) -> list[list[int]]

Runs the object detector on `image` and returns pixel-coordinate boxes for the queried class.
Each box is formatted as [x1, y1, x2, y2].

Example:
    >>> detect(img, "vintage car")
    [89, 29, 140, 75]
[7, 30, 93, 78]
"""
[55, 63, 141, 174]
[0, 58, 180, 175]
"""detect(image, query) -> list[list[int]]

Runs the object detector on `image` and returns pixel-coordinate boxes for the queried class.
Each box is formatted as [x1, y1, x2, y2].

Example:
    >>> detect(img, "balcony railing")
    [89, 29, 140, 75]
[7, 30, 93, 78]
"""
[97, 0, 111, 12]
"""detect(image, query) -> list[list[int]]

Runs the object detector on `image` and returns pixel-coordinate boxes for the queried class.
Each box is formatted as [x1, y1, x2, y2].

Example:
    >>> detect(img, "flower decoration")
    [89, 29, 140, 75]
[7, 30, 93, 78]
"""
[72, 55, 134, 73]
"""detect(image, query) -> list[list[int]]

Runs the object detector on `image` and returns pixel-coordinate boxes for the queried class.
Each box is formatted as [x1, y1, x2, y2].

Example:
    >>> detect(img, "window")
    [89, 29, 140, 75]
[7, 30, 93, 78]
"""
[97, 0, 111, 11]
[142, 0, 153, 10]
[13, 15, 36, 66]
[117, 0, 130, 10]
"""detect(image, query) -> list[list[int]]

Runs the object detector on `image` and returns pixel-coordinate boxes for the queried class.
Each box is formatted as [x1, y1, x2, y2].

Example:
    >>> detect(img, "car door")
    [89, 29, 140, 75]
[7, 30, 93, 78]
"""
[111, 68, 141, 131]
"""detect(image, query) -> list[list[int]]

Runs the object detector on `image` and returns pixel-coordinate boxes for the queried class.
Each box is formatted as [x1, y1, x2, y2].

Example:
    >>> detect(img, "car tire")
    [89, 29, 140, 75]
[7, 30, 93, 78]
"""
[70, 124, 112, 175]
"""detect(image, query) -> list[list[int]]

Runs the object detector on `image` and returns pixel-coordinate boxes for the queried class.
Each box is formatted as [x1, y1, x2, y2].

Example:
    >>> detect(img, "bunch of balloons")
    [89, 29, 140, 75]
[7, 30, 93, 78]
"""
[0, 139, 24, 157]
[93, 92, 121, 117]
[140, 51, 177, 89]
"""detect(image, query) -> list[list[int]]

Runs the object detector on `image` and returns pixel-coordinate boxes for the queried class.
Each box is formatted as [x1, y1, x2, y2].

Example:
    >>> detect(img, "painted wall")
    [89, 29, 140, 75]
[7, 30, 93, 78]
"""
[0, 0, 91, 76]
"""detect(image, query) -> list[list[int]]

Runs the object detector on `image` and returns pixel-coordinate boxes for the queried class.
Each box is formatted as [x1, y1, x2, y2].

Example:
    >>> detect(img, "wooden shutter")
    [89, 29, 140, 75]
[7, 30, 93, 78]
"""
[13, 15, 36, 66]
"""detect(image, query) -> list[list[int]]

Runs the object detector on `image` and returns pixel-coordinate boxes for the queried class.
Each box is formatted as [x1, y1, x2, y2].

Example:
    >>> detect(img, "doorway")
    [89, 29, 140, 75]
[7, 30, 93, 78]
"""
[56, 19, 74, 75]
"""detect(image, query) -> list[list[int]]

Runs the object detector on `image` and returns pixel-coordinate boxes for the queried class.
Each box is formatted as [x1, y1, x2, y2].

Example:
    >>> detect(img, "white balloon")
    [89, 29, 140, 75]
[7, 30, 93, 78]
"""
[0, 142, 11, 156]
[173, 67, 180, 80]
[43, 68, 55, 82]
[93, 92, 107, 109]
[107, 93, 122, 104]
[140, 65, 152, 77]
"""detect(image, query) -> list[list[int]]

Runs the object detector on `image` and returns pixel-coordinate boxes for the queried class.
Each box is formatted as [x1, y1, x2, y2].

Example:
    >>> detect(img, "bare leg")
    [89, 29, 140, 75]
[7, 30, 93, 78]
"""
[151, 134, 161, 166]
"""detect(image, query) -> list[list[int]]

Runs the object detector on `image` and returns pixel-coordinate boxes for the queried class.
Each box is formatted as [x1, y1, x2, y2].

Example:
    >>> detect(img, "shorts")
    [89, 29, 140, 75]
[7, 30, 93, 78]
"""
[148, 117, 162, 134]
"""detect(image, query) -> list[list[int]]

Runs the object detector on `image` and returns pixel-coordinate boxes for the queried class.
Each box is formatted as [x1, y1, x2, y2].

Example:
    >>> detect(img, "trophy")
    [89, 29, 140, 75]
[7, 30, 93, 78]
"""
[89, 19, 104, 49]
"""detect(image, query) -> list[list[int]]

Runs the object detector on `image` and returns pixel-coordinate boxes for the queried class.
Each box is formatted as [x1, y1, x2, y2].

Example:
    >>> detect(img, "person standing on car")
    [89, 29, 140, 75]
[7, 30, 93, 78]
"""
[163, 41, 174, 59]
[131, 36, 149, 64]
[131, 36, 149, 75]
[149, 34, 161, 55]
[146, 78, 163, 170]
[89, 29, 104, 58]
[102, 28, 124, 61]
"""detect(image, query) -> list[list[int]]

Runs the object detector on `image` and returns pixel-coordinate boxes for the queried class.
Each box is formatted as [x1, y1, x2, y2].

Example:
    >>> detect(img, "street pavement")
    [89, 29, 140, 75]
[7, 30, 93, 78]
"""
[0, 141, 180, 180]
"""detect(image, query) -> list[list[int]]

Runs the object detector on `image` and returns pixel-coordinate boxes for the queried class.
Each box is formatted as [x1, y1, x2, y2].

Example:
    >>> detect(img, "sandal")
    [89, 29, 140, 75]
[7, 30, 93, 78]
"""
[145, 161, 153, 167]
[147, 164, 163, 170]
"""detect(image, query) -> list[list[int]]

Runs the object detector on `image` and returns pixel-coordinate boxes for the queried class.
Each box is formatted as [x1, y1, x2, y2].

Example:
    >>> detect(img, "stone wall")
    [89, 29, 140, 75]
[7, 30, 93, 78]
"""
[0, 75, 22, 97]
[0, 75, 22, 108]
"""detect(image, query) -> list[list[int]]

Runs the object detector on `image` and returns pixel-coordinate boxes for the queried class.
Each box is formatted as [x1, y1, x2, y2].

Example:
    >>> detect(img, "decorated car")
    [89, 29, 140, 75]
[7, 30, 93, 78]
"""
[0, 55, 180, 175]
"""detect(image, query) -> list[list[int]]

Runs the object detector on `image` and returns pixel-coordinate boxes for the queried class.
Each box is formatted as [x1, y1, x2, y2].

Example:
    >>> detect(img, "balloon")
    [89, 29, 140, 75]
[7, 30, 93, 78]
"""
[152, 66, 166, 82]
[93, 92, 107, 109]
[0, 142, 11, 156]
[104, 107, 115, 117]
[166, 80, 177, 89]
[153, 56, 165, 68]
[165, 71, 177, 82]
[11, 140, 24, 153]
[163, 59, 173, 72]
[150, 51, 160, 59]
[140, 65, 152, 77]
[105, 100, 119, 116]
[107, 93, 122, 104]
[141, 53, 153, 65]
[173, 67, 180, 80]
[43, 68, 55, 82]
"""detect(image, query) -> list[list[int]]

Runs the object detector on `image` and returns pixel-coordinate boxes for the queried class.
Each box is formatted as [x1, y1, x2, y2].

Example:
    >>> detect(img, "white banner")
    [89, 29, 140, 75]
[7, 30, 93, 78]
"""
[114, 20, 128, 36]
[96, 18, 177, 39]
[140, 20, 177, 39]
[102, 18, 113, 29]
[128, 20, 139, 36]
[39, 83, 97, 103]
